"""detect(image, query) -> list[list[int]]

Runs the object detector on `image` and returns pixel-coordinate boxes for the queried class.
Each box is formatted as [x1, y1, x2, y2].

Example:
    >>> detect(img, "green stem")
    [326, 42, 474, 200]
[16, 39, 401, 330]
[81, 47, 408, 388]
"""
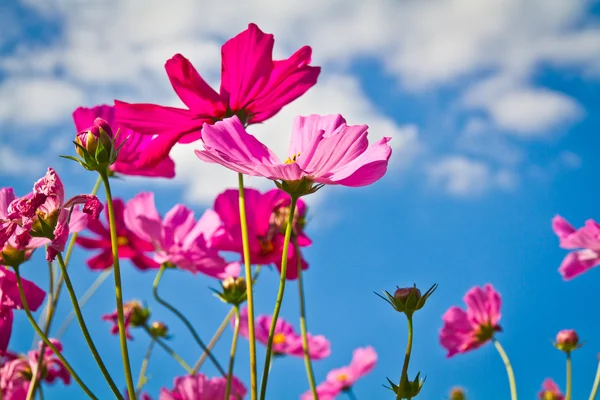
[396, 315, 414, 400]
[492, 338, 518, 400]
[56, 268, 113, 339]
[566, 352, 572, 400]
[294, 238, 318, 399]
[191, 308, 234, 374]
[55, 253, 123, 398]
[238, 173, 258, 400]
[100, 171, 136, 400]
[152, 265, 226, 376]
[136, 339, 156, 395]
[589, 358, 600, 400]
[346, 389, 358, 400]
[143, 325, 192, 373]
[14, 267, 98, 399]
[225, 307, 241, 400]
[259, 195, 298, 400]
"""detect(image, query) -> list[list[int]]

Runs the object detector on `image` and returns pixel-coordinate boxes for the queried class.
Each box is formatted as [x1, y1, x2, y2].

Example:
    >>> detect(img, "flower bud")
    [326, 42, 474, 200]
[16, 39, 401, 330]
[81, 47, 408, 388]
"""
[213, 276, 247, 306]
[449, 387, 466, 400]
[377, 283, 437, 317]
[554, 329, 581, 353]
[124, 300, 150, 327]
[386, 372, 425, 399]
[73, 118, 117, 171]
[149, 321, 169, 338]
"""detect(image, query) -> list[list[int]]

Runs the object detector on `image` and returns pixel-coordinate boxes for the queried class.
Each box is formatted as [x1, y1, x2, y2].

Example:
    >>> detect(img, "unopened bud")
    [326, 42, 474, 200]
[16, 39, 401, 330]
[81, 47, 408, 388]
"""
[213, 276, 247, 306]
[149, 321, 168, 338]
[377, 283, 437, 317]
[554, 329, 581, 353]
[124, 300, 150, 327]
[449, 387, 466, 400]
[73, 118, 117, 170]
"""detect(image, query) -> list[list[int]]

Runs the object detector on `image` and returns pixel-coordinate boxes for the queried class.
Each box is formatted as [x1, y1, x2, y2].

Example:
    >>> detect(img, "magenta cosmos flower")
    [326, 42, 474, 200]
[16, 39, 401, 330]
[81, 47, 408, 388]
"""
[0, 267, 46, 354]
[211, 188, 310, 279]
[73, 105, 175, 178]
[124, 192, 239, 278]
[115, 23, 320, 168]
[237, 308, 330, 359]
[159, 373, 246, 400]
[76, 198, 158, 271]
[552, 215, 600, 280]
[195, 114, 392, 190]
[440, 284, 502, 357]
[103, 300, 147, 340]
[301, 347, 377, 400]
[0, 168, 102, 262]
[538, 378, 564, 400]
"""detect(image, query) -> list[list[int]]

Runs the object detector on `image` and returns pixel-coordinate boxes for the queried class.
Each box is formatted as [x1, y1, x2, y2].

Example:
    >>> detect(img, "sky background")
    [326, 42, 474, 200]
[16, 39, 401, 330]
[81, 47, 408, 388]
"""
[1, 0, 600, 398]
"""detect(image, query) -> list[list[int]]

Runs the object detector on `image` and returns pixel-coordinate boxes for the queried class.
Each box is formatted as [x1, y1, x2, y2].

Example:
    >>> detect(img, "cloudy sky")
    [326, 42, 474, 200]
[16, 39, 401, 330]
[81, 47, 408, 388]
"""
[2, 0, 600, 399]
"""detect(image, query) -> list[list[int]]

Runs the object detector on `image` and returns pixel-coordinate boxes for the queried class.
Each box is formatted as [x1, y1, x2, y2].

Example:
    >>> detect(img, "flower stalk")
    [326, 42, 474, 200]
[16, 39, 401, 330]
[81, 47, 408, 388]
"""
[492, 338, 517, 400]
[225, 306, 241, 400]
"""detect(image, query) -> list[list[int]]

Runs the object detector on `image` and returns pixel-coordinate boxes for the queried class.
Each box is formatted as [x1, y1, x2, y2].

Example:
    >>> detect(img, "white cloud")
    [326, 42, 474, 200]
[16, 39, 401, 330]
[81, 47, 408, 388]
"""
[426, 156, 517, 197]
[0, 146, 46, 177]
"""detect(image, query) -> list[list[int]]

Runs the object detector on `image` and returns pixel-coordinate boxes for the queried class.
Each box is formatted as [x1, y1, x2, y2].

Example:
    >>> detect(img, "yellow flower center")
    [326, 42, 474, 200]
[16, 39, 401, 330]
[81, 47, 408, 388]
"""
[273, 333, 286, 345]
[284, 153, 301, 164]
[336, 373, 348, 382]
[259, 240, 275, 255]
[117, 236, 129, 246]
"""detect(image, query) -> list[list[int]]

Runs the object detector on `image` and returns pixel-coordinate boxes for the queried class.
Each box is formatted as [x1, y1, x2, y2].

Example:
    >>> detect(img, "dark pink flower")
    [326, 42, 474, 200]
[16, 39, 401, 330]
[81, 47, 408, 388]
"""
[76, 198, 158, 271]
[237, 308, 330, 360]
[124, 192, 238, 278]
[211, 188, 310, 279]
[195, 115, 392, 189]
[73, 105, 176, 178]
[0, 267, 46, 354]
[301, 347, 377, 400]
[102, 300, 148, 340]
[0, 339, 70, 397]
[440, 284, 502, 357]
[159, 373, 246, 400]
[115, 23, 320, 168]
[552, 215, 600, 280]
[538, 378, 564, 400]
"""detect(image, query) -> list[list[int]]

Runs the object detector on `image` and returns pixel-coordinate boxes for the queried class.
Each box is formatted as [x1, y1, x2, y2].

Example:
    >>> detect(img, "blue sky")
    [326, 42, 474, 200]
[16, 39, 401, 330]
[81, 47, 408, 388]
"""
[1, 0, 600, 398]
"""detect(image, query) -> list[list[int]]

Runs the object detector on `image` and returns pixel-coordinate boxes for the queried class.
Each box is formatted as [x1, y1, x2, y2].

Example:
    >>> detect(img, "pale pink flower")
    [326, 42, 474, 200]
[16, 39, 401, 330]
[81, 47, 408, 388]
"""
[115, 23, 320, 168]
[440, 284, 502, 357]
[195, 114, 392, 189]
[159, 373, 246, 400]
[73, 105, 176, 178]
[301, 347, 377, 400]
[124, 192, 238, 278]
[0, 267, 46, 354]
[237, 308, 330, 360]
[552, 215, 600, 280]
[538, 378, 564, 400]
[211, 188, 310, 279]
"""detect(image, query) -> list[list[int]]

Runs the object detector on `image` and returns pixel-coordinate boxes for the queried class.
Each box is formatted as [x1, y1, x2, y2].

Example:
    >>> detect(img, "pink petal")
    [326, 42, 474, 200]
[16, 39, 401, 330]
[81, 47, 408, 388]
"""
[328, 137, 392, 187]
[559, 249, 600, 280]
[348, 346, 377, 379]
[0, 310, 14, 354]
[124, 192, 163, 245]
[0, 188, 16, 218]
[288, 114, 346, 160]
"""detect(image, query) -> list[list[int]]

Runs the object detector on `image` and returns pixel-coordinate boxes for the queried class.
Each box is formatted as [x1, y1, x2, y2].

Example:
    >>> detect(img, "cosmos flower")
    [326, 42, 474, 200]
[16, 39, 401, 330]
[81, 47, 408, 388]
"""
[552, 215, 600, 280]
[538, 378, 564, 400]
[159, 373, 246, 400]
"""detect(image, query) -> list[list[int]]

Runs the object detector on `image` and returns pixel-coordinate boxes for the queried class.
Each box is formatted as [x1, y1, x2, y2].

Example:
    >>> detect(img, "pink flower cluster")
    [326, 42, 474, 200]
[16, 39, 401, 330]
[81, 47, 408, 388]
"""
[159, 373, 246, 400]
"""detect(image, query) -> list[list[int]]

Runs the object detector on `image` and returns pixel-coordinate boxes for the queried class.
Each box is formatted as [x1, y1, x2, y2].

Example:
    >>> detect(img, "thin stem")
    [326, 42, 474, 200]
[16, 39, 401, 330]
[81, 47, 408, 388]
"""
[152, 265, 226, 376]
[346, 389, 358, 400]
[191, 308, 234, 374]
[259, 195, 298, 400]
[191, 268, 261, 374]
[396, 315, 414, 400]
[55, 253, 123, 398]
[492, 338, 518, 400]
[14, 268, 98, 399]
[294, 238, 318, 399]
[566, 352, 572, 400]
[225, 307, 241, 400]
[56, 268, 113, 339]
[589, 358, 600, 400]
[101, 171, 136, 400]
[136, 339, 156, 395]
[238, 173, 257, 400]
[143, 325, 192, 373]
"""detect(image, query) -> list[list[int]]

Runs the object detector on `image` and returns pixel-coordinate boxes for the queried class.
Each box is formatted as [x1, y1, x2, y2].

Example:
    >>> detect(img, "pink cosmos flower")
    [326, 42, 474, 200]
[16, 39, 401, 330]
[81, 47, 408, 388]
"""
[159, 373, 246, 400]
[538, 378, 564, 400]
[211, 188, 310, 279]
[76, 198, 158, 271]
[102, 300, 147, 340]
[115, 23, 320, 168]
[552, 215, 600, 280]
[237, 308, 330, 360]
[195, 114, 392, 188]
[124, 192, 239, 278]
[73, 105, 176, 178]
[0, 339, 70, 397]
[440, 284, 502, 357]
[301, 347, 377, 400]
[0, 267, 45, 354]
[0, 169, 101, 262]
